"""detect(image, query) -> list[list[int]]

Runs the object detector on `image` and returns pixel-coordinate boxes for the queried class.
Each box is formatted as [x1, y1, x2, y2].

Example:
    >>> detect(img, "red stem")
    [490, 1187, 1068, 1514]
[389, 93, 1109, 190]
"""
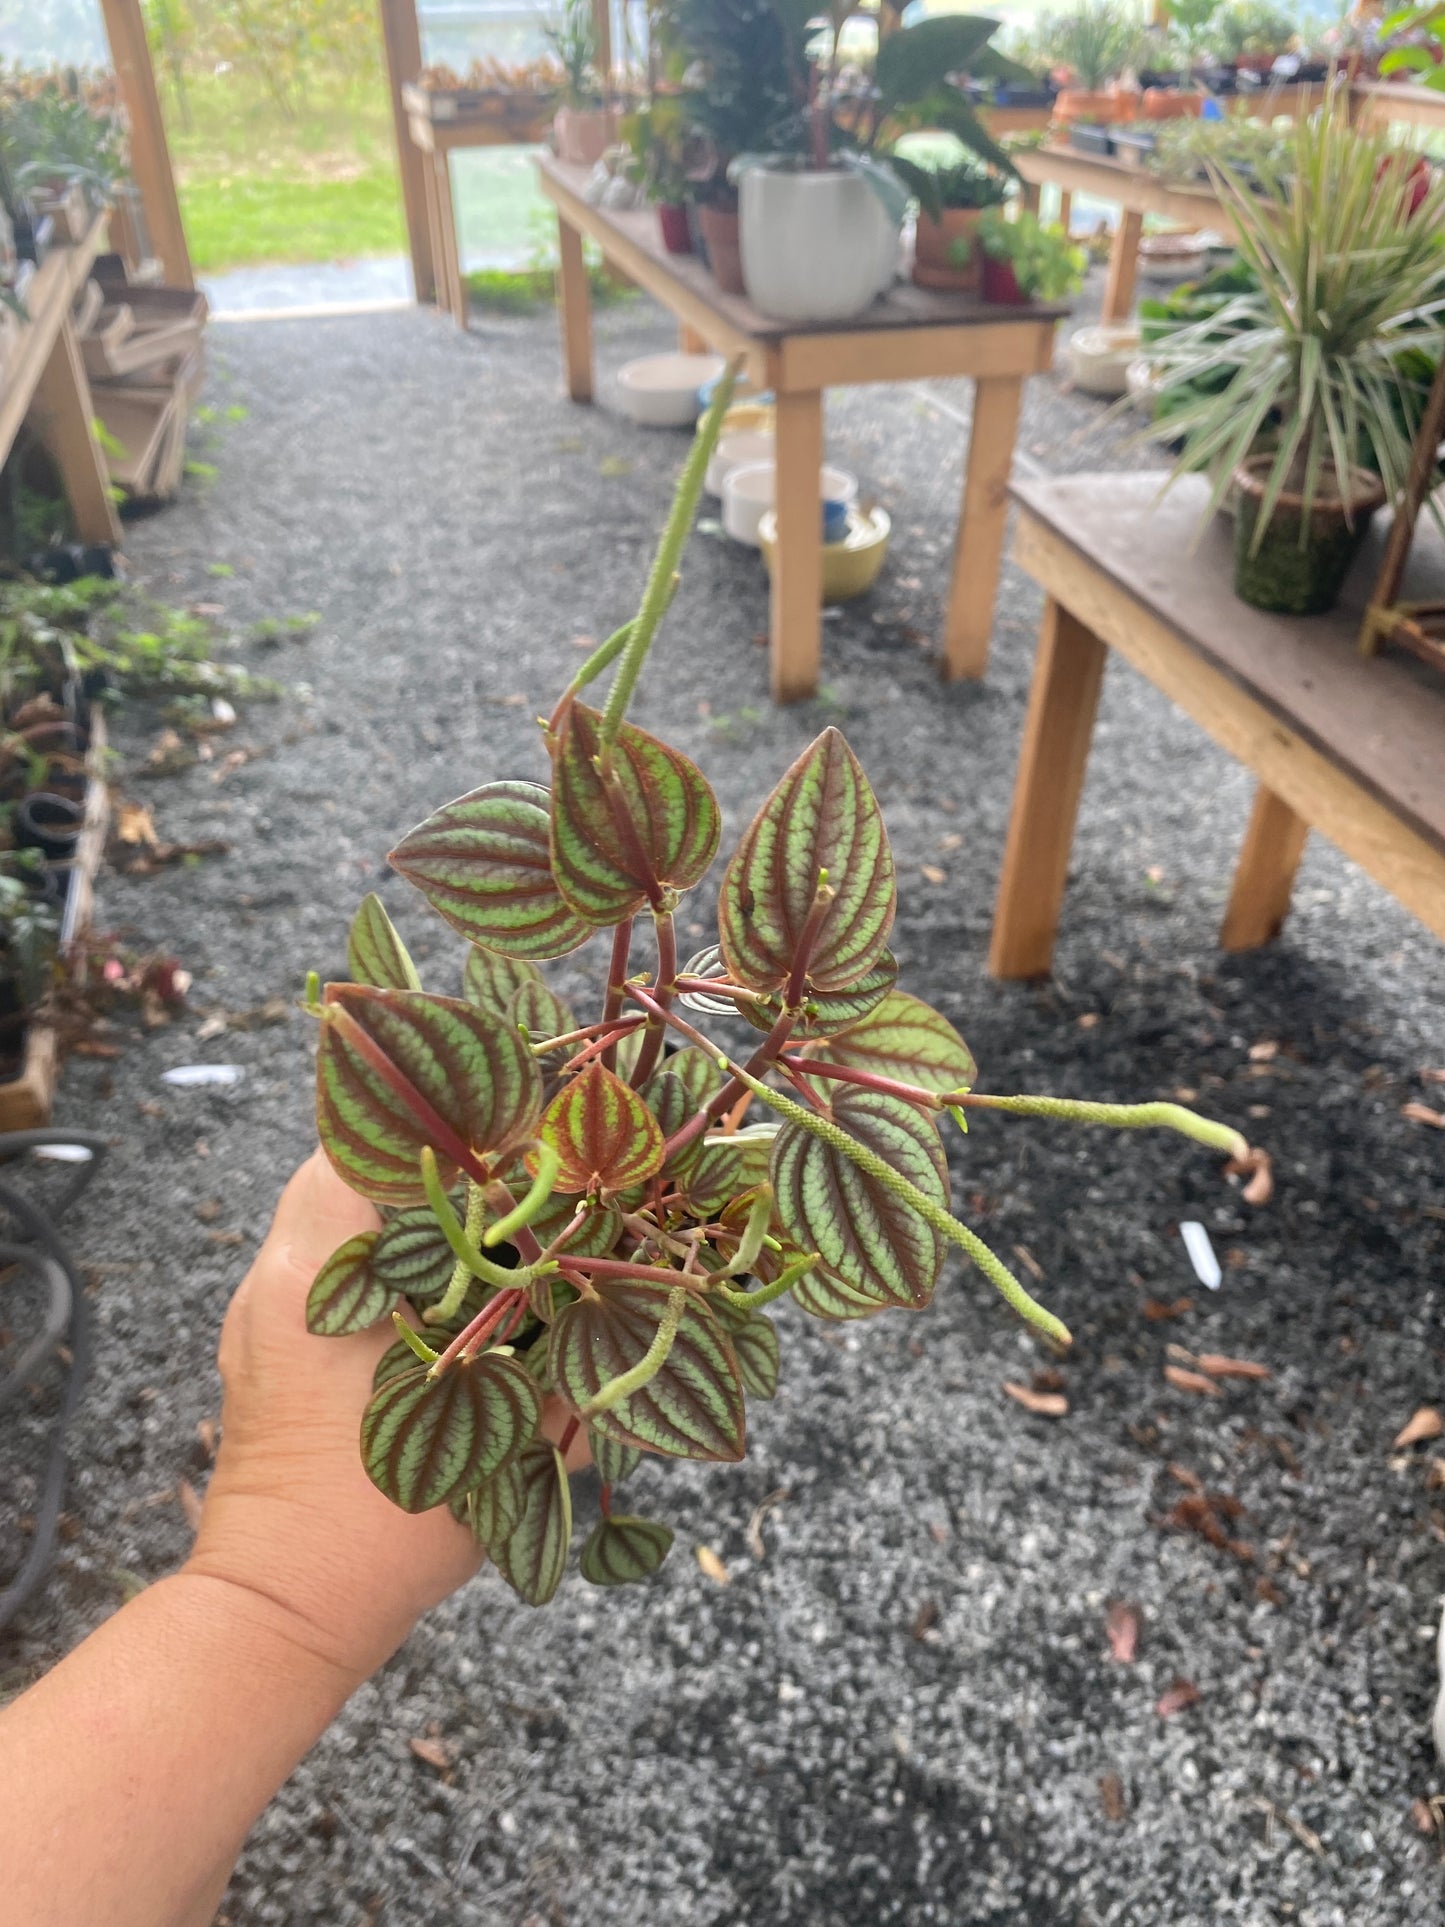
[429, 1286, 524, 1375]
[627, 911, 676, 1089]
[777, 1052, 944, 1110]
[785, 878, 835, 1010]
[563, 1254, 698, 1287]
[539, 1014, 645, 1055]
[599, 919, 634, 1072]
[558, 1415, 581, 1458]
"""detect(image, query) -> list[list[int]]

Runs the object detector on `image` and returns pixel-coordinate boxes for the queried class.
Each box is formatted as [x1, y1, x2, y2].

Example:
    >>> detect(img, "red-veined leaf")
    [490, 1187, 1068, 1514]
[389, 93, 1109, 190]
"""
[528, 1192, 623, 1259]
[772, 1088, 948, 1310]
[463, 945, 542, 1012]
[718, 727, 896, 998]
[803, 988, 976, 1094]
[714, 1298, 780, 1398]
[548, 701, 721, 923]
[372, 1205, 458, 1302]
[539, 1060, 665, 1197]
[360, 1354, 542, 1512]
[682, 1132, 773, 1216]
[348, 894, 422, 992]
[466, 1458, 526, 1551]
[791, 1263, 889, 1321]
[579, 1515, 674, 1585]
[306, 1231, 388, 1335]
[510, 976, 576, 1049]
[489, 1441, 572, 1605]
[316, 984, 542, 1205]
[739, 953, 898, 1037]
[549, 1278, 745, 1461]
[390, 779, 592, 961]
[589, 1430, 641, 1486]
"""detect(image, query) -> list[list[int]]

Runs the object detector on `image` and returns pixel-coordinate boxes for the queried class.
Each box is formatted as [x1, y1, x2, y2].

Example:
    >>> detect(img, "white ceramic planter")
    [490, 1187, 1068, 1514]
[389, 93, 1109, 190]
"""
[722, 461, 858, 548]
[738, 168, 899, 325]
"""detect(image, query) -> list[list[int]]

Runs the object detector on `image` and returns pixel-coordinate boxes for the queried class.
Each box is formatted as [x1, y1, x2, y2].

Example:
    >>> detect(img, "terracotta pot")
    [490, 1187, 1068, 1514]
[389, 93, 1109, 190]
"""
[698, 203, 745, 295]
[1232, 453, 1386, 616]
[1055, 85, 1139, 124]
[1142, 88, 1202, 120]
[554, 105, 615, 167]
[912, 206, 984, 292]
[657, 202, 692, 255]
[981, 254, 1026, 306]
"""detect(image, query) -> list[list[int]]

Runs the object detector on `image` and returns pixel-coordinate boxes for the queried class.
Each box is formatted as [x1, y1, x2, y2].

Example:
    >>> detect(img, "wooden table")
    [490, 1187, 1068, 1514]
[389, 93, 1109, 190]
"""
[988, 473, 1445, 977]
[536, 154, 1062, 702]
[1, 216, 122, 549]
[1352, 78, 1445, 136]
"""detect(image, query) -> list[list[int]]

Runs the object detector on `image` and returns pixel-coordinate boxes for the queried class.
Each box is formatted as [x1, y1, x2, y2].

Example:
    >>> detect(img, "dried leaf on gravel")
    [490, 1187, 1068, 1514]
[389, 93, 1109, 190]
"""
[1402, 1103, 1445, 1130]
[911, 1599, 939, 1641]
[1099, 1772, 1128, 1823]
[1167, 1462, 1204, 1491]
[745, 1488, 788, 1562]
[1421, 1068, 1445, 1085]
[1197, 1353, 1272, 1381]
[1105, 1601, 1140, 1663]
[1143, 1297, 1193, 1321]
[1241, 1152, 1275, 1206]
[1003, 1380, 1068, 1418]
[1393, 1407, 1444, 1449]
[1248, 1040, 1279, 1062]
[696, 1546, 731, 1586]
[115, 800, 157, 846]
[1167, 1491, 1253, 1564]
[920, 865, 946, 885]
[176, 1479, 203, 1533]
[1410, 1797, 1437, 1836]
[1156, 1678, 1200, 1719]
[1164, 1365, 1223, 1397]
[1012, 1244, 1045, 1282]
[407, 1736, 454, 1773]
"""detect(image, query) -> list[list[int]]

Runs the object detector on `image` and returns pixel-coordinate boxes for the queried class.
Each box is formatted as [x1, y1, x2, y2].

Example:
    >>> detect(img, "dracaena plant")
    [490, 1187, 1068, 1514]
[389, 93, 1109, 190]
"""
[303, 369, 1261, 1607]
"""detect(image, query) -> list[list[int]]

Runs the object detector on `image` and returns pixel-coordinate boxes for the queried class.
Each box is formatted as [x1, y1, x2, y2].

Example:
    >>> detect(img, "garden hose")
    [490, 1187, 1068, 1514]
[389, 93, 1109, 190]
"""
[0, 1129, 108, 1633]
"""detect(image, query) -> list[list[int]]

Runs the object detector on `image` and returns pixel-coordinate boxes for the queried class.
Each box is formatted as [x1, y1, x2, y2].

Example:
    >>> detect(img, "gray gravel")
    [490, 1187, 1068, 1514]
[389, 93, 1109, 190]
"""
[3, 272, 1444, 1927]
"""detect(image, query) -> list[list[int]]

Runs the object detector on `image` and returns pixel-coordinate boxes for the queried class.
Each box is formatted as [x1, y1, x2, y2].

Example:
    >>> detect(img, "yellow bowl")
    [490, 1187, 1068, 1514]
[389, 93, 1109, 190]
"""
[757, 504, 891, 603]
[705, 401, 776, 440]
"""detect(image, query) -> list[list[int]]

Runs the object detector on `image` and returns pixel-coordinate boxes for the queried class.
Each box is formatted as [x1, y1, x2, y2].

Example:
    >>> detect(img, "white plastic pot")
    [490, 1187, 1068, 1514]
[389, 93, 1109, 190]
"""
[616, 352, 726, 427]
[705, 428, 775, 498]
[722, 461, 858, 548]
[738, 167, 899, 325]
[1068, 325, 1140, 398]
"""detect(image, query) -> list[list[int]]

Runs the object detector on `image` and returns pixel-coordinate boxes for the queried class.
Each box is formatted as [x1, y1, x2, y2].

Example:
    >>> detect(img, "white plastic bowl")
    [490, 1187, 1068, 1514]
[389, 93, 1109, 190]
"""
[1068, 324, 1140, 398]
[706, 427, 775, 498]
[616, 352, 726, 427]
[722, 462, 858, 548]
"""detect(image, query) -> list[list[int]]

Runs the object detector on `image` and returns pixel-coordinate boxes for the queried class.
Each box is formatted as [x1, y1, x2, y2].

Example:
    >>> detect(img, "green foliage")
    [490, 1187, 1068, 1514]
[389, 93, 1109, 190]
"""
[1039, 1, 1146, 89]
[887, 154, 1010, 219]
[307, 372, 1259, 1604]
[543, 0, 603, 109]
[1211, 0, 1298, 61]
[0, 67, 128, 204]
[976, 208, 1088, 301]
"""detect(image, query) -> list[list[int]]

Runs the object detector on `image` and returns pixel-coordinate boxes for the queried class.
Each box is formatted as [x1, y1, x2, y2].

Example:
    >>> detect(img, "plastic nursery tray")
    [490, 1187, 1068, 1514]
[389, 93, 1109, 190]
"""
[1068, 123, 1116, 157]
[1112, 129, 1158, 168]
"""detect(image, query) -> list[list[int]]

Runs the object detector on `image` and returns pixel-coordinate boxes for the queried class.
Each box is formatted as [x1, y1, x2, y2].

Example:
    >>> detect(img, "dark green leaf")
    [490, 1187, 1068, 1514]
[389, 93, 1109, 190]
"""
[510, 976, 576, 1049]
[549, 700, 721, 923]
[347, 894, 422, 991]
[740, 953, 898, 1037]
[539, 1060, 665, 1196]
[772, 1088, 948, 1310]
[876, 15, 999, 108]
[466, 1457, 526, 1551]
[528, 1192, 623, 1259]
[463, 944, 542, 1012]
[316, 984, 542, 1205]
[641, 1047, 725, 1183]
[374, 1334, 422, 1389]
[803, 988, 976, 1095]
[489, 1441, 572, 1605]
[549, 1279, 745, 1462]
[589, 1430, 642, 1486]
[360, 1354, 543, 1512]
[372, 1206, 458, 1303]
[579, 1515, 673, 1585]
[713, 1299, 780, 1399]
[718, 728, 896, 1000]
[390, 779, 592, 960]
[305, 1231, 389, 1336]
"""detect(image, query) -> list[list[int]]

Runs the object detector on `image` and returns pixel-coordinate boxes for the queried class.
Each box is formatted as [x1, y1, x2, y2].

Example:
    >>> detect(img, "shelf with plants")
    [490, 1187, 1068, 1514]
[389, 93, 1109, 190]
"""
[402, 61, 564, 143]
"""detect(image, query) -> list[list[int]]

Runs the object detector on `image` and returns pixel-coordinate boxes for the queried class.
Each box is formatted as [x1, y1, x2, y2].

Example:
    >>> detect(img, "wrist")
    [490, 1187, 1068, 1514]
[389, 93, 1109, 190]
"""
[168, 1561, 378, 1700]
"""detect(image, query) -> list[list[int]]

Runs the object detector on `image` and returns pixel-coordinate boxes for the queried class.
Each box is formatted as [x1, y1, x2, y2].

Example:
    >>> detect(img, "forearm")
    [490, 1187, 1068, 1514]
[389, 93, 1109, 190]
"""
[0, 1569, 368, 1927]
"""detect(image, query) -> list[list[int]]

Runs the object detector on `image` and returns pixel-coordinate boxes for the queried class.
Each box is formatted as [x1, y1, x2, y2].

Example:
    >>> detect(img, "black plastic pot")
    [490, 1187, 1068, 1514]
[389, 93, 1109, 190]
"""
[1199, 66, 1239, 94]
[1068, 123, 1116, 156]
[993, 84, 1056, 106]
[26, 543, 121, 585]
[1113, 129, 1158, 167]
[14, 793, 83, 860]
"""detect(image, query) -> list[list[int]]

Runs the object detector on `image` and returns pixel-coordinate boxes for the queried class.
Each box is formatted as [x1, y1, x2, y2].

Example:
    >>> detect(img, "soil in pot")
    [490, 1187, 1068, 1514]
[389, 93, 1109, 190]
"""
[698, 204, 744, 295]
[1232, 455, 1386, 616]
[913, 208, 982, 293]
[657, 203, 692, 255]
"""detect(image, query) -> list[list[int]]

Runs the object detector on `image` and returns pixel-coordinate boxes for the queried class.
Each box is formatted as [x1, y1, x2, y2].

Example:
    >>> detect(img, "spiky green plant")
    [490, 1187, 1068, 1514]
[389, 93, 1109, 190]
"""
[1042, 1, 1146, 90]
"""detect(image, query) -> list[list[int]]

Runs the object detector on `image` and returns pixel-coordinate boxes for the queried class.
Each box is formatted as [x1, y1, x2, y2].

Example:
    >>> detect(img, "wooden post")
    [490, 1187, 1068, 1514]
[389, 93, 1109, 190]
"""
[770, 389, 824, 703]
[942, 374, 1023, 681]
[1102, 207, 1143, 322]
[556, 215, 594, 402]
[98, 0, 192, 290]
[1057, 189, 1073, 235]
[592, 0, 613, 80]
[377, 0, 436, 305]
[35, 318, 122, 548]
[987, 600, 1108, 978]
[1220, 785, 1310, 950]
[1360, 351, 1445, 653]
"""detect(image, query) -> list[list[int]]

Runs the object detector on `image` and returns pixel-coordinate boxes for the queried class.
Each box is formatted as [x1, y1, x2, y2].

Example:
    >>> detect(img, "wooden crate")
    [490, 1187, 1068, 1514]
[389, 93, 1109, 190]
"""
[401, 79, 552, 138]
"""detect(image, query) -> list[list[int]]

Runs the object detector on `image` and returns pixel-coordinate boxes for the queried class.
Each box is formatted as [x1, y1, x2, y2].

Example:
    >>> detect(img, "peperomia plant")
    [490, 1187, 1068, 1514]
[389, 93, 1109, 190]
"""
[304, 368, 1262, 1606]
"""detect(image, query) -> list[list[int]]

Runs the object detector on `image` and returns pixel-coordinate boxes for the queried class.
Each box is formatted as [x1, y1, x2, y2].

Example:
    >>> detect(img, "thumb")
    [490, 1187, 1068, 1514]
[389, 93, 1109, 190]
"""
[260, 1148, 380, 1287]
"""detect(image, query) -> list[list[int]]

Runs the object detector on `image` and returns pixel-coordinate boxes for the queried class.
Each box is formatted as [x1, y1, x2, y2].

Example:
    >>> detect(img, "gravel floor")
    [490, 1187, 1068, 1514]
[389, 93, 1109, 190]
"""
[3, 273, 1444, 1927]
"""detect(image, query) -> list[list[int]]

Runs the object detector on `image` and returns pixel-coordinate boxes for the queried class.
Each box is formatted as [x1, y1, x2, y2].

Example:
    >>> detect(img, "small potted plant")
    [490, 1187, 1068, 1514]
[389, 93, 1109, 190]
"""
[975, 207, 1087, 305]
[1144, 99, 1445, 615]
[545, 0, 613, 167]
[889, 156, 1009, 293]
[1210, 0, 1297, 75]
[1046, 1, 1144, 123]
[621, 98, 699, 254]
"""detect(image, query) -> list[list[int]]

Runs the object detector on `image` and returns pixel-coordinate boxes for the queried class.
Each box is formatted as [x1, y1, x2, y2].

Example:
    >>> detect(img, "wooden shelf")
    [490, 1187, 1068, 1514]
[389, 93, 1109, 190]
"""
[0, 216, 107, 471]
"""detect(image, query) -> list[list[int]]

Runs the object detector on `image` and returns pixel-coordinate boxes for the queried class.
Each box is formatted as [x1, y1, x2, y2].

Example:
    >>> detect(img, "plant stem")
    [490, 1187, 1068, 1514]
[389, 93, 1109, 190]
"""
[420, 1148, 535, 1314]
[600, 918, 634, 1072]
[564, 1254, 702, 1287]
[580, 1285, 687, 1415]
[628, 911, 676, 1088]
[949, 1093, 1250, 1162]
[778, 1052, 942, 1108]
[627, 984, 797, 1164]
[433, 1180, 488, 1324]
[597, 361, 739, 759]
[714, 1251, 819, 1312]
[426, 1286, 524, 1378]
[532, 1013, 645, 1056]
[484, 1142, 561, 1247]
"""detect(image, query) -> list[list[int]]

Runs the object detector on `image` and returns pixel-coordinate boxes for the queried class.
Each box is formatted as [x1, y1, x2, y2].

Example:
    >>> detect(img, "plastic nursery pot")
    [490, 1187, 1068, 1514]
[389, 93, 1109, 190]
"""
[912, 208, 983, 293]
[981, 254, 1026, 306]
[553, 105, 615, 167]
[657, 202, 692, 255]
[1142, 89, 1202, 120]
[697, 204, 745, 295]
[14, 792, 83, 860]
[1231, 455, 1387, 618]
[1068, 122, 1115, 157]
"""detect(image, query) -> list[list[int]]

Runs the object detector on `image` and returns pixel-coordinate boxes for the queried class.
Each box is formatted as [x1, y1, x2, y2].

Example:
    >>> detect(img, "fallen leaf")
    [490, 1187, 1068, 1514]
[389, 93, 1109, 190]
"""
[1012, 1244, 1045, 1282]
[145, 727, 191, 773]
[1105, 1601, 1140, 1663]
[1155, 1678, 1200, 1719]
[176, 1479, 203, 1533]
[408, 1736, 454, 1772]
[1421, 1068, 1445, 1086]
[1197, 1353, 1272, 1381]
[910, 1598, 939, 1640]
[920, 864, 946, 885]
[1077, 1012, 1101, 1029]
[938, 832, 963, 853]
[196, 1418, 218, 1460]
[1255, 1576, 1284, 1607]
[1099, 1772, 1127, 1823]
[194, 1199, 222, 1224]
[1002, 1380, 1068, 1418]
[927, 1521, 950, 1545]
[571, 633, 597, 650]
[696, 1545, 731, 1586]
[1248, 1040, 1279, 1063]
[195, 1015, 228, 1042]
[207, 1229, 244, 1247]
[745, 1487, 788, 1562]
[1411, 1797, 1438, 1836]
[1172, 1085, 1198, 1102]
[1031, 1367, 1066, 1394]
[1241, 1151, 1274, 1206]
[1393, 1407, 1444, 1449]
[1425, 1460, 1445, 1492]
[1167, 1462, 1204, 1491]
[1164, 1365, 1223, 1398]
[1402, 1102, 1445, 1129]
[115, 799, 157, 846]
[1143, 1297, 1193, 1321]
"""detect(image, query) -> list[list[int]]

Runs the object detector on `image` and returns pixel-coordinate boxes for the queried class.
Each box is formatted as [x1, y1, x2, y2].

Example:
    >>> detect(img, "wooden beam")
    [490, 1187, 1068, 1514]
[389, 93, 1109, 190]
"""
[34, 315, 123, 548]
[377, 0, 436, 305]
[1220, 784, 1310, 951]
[98, 0, 192, 289]
[943, 374, 1024, 681]
[1102, 207, 1143, 323]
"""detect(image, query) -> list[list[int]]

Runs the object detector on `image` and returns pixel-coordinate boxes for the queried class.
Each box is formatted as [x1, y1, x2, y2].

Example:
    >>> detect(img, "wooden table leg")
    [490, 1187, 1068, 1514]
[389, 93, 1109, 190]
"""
[942, 374, 1024, 681]
[987, 599, 1107, 979]
[556, 214, 594, 403]
[1022, 181, 1042, 218]
[1219, 784, 1310, 951]
[1058, 189, 1073, 235]
[678, 322, 707, 354]
[35, 315, 122, 548]
[1102, 208, 1143, 323]
[770, 389, 823, 703]
[433, 151, 467, 328]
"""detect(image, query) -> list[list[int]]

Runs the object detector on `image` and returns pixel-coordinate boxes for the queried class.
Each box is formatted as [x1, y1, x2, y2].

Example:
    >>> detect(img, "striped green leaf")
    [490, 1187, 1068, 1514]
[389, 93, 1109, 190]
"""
[305, 1231, 388, 1336]
[579, 1515, 673, 1586]
[529, 1193, 623, 1259]
[466, 1458, 526, 1552]
[682, 1132, 773, 1216]
[390, 779, 592, 961]
[360, 1354, 543, 1513]
[641, 1047, 726, 1183]
[489, 1442, 572, 1606]
[549, 1279, 745, 1462]
[539, 1060, 665, 1197]
[510, 977, 576, 1050]
[804, 989, 976, 1095]
[772, 1088, 948, 1311]
[718, 728, 896, 999]
[348, 894, 422, 992]
[316, 984, 542, 1205]
[549, 700, 721, 923]
[463, 945, 541, 1012]
[739, 954, 899, 1038]
[371, 1288, 491, 1390]
[589, 1430, 642, 1486]
[791, 1263, 887, 1321]
[373, 1206, 458, 1303]
[714, 1299, 780, 1399]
